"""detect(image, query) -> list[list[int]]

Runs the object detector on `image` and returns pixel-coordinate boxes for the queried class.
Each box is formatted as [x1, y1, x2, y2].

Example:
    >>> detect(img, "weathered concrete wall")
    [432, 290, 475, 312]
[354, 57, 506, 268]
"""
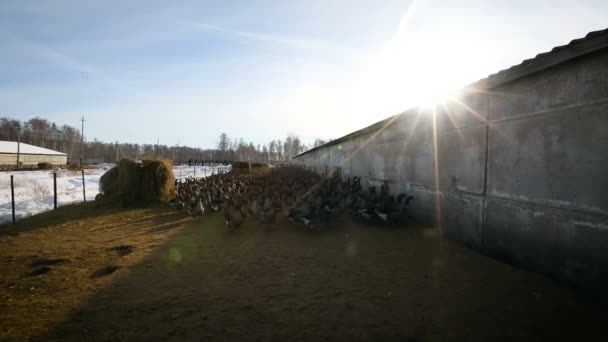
[295, 48, 608, 299]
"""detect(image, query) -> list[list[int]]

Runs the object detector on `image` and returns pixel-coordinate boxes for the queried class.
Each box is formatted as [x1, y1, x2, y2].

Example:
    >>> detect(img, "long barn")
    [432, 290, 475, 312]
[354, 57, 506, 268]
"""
[0, 141, 68, 166]
[293, 28, 608, 300]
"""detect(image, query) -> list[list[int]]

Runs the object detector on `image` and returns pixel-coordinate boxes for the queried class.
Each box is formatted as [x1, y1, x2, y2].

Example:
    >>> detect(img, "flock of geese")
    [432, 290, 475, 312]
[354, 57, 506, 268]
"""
[170, 166, 413, 229]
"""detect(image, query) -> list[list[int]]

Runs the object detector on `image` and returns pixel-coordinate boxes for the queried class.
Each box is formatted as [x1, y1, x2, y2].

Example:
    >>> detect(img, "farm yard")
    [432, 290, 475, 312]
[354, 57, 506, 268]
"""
[0, 165, 604, 341]
[0, 203, 603, 341]
[1, 4, 607, 341]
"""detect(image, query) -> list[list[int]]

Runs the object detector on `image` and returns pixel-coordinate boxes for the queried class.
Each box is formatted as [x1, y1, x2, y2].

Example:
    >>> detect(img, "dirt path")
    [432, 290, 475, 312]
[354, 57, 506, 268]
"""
[0, 205, 603, 341]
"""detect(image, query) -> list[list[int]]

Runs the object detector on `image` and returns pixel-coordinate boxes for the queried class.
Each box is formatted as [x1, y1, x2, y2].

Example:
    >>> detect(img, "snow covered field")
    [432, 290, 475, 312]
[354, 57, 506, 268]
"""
[0, 164, 230, 225]
[173, 165, 231, 180]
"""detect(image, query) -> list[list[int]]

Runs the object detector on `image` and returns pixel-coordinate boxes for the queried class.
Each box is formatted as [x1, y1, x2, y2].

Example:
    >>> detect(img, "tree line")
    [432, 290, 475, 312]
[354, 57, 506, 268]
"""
[0, 117, 331, 164]
[215, 132, 330, 163]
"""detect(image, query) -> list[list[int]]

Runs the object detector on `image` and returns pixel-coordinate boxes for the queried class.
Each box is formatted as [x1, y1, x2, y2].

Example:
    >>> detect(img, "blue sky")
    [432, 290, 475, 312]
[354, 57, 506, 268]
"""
[1, 0, 607, 148]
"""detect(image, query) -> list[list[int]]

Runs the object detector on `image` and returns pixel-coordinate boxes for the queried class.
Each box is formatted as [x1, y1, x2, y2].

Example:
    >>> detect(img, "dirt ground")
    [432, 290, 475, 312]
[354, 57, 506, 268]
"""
[0, 204, 603, 341]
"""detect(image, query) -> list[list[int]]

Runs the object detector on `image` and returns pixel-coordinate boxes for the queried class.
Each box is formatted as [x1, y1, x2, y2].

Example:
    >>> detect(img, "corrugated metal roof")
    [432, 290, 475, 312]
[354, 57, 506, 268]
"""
[295, 28, 608, 158]
[0, 141, 67, 156]
[473, 27, 608, 89]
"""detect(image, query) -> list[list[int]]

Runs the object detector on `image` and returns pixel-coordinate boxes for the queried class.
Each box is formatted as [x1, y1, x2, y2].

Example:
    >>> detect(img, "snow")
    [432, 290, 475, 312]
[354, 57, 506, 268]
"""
[0, 164, 230, 225]
[173, 165, 231, 180]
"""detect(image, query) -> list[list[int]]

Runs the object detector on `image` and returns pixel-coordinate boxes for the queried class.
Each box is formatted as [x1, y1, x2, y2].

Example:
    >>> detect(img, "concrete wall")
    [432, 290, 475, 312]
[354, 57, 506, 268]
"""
[294, 48, 608, 299]
[0, 154, 68, 166]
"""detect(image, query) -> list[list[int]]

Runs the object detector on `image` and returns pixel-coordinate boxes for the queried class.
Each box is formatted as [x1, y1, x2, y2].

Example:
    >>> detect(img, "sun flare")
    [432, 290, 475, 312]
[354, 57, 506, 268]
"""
[352, 4, 493, 115]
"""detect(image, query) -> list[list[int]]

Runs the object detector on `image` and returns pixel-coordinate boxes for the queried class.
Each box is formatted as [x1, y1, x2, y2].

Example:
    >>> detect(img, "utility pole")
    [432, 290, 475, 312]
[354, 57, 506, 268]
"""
[80, 116, 86, 165]
[16, 124, 21, 170]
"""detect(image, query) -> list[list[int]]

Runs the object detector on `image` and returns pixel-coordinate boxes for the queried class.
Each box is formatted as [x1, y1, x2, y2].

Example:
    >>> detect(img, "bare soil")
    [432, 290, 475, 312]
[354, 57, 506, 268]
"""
[0, 204, 603, 341]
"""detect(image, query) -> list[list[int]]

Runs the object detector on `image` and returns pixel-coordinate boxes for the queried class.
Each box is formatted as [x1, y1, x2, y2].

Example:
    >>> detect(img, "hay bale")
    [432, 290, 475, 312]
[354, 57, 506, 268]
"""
[118, 158, 142, 205]
[231, 161, 269, 175]
[37, 162, 53, 170]
[99, 165, 120, 197]
[141, 159, 175, 202]
[99, 158, 175, 206]
[232, 161, 267, 169]
[66, 163, 82, 171]
[99, 158, 139, 205]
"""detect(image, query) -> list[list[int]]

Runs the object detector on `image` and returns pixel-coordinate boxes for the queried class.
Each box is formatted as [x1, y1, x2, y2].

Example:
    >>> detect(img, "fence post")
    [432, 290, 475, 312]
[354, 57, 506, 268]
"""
[53, 172, 57, 209]
[10, 175, 15, 224]
[81, 169, 86, 202]
[194, 166, 196, 178]
[204, 168, 206, 177]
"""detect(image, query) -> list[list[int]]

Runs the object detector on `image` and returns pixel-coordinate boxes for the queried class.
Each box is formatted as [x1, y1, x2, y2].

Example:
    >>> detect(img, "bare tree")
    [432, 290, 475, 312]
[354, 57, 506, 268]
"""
[0, 116, 326, 165]
[217, 132, 230, 160]
[268, 140, 276, 161]
[276, 139, 283, 161]
[313, 138, 327, 148]
[262, 145, 269, 162]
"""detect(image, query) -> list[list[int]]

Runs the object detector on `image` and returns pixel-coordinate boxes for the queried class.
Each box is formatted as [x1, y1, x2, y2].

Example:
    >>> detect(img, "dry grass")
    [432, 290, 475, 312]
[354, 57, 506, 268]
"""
[0, 205, 604, 341]
[0, 203, 190, 341]
[29, 180, 51, 200]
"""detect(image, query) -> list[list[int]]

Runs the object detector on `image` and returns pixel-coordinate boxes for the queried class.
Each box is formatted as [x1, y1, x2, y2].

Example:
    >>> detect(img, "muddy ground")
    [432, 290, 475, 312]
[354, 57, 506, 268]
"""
[0, 204, 603, 341]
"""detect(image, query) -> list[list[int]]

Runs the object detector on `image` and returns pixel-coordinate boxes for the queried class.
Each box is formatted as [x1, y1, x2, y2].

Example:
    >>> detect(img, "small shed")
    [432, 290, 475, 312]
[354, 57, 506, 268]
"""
[0, 141, 68, 166]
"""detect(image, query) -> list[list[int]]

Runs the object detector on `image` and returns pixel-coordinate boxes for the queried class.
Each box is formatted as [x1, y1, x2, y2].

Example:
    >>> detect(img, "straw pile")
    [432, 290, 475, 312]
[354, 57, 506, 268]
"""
[99, 158, 175, 206]
[231, 161, 269, 175]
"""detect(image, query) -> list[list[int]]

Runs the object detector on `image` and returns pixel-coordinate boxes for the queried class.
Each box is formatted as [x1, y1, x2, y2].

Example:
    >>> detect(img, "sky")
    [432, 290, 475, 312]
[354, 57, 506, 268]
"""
[1, 0, 607, 148]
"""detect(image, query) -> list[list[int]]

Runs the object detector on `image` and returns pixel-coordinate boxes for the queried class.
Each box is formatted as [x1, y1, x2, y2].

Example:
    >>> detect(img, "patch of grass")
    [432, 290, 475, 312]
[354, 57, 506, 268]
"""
[0, 202, 124, 236]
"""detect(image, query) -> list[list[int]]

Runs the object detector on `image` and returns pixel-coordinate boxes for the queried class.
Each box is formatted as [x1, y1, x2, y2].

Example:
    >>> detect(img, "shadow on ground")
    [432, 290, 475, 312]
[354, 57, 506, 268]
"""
[0, 204, 193, 341]
[20, 212, 604, 342]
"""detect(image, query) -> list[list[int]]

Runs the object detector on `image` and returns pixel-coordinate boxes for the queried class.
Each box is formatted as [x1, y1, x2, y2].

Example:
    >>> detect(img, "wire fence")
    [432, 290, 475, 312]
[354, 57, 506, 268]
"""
[173, 165, 231, 181]
[0, 169, 105, 225]
[0, 164, 231, 225]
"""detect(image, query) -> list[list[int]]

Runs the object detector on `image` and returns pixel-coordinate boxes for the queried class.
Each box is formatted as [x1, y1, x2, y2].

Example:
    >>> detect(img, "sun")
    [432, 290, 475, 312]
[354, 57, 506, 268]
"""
[352, 34, 476, 115]
[415, 80, 458, 110]
[352, 7, 492, 114]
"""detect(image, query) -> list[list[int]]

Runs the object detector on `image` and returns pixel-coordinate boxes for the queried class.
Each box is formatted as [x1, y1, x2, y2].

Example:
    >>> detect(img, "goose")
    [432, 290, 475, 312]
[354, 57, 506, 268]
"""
[224, 201, 244, 229]
[189, 198, 204, 218]
[260, 207, 276, 224]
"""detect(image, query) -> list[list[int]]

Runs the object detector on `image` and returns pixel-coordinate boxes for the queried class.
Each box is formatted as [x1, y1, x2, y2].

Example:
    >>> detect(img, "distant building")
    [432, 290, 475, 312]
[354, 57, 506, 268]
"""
[0, 141, 67, 166]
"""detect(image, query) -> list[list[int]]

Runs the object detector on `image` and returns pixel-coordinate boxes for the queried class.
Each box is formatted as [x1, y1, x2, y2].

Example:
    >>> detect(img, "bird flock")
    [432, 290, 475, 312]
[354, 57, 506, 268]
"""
[170, 166, 413, 229]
